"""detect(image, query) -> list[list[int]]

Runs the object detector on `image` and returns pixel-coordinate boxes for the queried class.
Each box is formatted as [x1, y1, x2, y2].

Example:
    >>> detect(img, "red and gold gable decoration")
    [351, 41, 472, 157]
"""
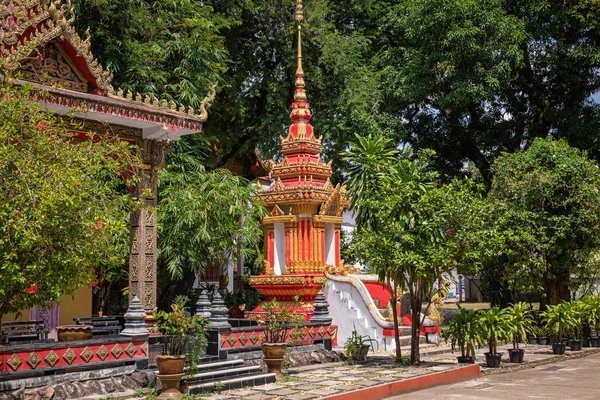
[1, 0, 112, 93]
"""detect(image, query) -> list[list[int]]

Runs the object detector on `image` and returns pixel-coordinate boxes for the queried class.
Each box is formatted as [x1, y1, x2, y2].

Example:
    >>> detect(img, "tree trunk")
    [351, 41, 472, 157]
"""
[390, 296, 402, 362]
[387, 279, 402, 362]
[542, 271, 570, 309]
[410, 289, 423, 365]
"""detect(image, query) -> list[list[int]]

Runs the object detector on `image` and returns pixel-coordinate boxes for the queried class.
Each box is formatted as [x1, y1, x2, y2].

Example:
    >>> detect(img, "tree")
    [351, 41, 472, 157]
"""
[74, 0, 395, 180]
[345, 134, 473, 364]
[481, 138, 600, 307]
[156, 138, 266, 308]
[0, 81, 140, 332]
[380, 0, 600, 187]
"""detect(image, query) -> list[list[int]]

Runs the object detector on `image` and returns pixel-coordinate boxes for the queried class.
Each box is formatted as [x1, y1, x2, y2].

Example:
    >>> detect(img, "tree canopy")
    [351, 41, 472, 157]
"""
[0, 81, 140, 323]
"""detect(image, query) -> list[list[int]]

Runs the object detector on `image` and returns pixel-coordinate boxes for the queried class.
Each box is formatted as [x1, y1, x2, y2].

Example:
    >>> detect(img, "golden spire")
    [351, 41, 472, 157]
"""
[294, 0, 307, 102]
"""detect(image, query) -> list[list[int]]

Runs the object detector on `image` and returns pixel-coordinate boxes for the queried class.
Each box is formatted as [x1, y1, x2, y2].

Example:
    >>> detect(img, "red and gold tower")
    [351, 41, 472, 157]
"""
[248, 0, 350, 319]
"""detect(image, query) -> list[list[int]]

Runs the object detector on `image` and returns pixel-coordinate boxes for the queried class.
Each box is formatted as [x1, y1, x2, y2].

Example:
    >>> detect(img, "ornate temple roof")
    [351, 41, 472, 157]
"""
[0, 0, 214, 140]
[256, 0, 349, 214]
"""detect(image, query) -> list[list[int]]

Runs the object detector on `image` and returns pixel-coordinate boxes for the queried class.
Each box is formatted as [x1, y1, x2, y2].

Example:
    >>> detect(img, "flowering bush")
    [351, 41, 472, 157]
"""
[259, 297, 303, 343]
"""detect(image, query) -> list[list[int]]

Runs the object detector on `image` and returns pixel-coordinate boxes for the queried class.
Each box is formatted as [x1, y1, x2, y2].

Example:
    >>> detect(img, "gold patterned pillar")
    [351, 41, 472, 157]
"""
[129, 139, 164, 312]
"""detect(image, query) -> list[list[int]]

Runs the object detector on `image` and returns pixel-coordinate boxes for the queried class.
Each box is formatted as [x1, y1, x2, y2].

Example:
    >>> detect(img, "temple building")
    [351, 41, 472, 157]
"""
[248, 0, 350, 319]
[1, 0, 213, 332]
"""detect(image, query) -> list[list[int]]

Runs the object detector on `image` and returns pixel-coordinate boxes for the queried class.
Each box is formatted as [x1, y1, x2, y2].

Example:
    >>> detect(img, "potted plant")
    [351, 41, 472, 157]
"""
[541, 302, 573, 355]
[565, 301, 584, 351]
[479, 306, 511, 368]
[260, 298, 302, 377]
[505, 302, 534, 363]
[526, 325, 538, 346]
[345, 329, 377, 363]
[153, 299, 209, 397]
[536, 325, 549, 345]
[442, 305, 482, 364]
[585, 295, 600, 347]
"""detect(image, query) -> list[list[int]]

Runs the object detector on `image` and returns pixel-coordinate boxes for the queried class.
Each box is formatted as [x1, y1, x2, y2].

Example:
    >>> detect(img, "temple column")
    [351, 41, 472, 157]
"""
[128, 139, 164, 311]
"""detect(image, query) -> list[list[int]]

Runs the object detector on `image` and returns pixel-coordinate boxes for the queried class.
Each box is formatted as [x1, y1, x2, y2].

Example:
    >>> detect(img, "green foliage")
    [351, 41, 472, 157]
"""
[584, 295, 600, 335]
[153, 299, 209, 356]
[158, 161, 266, 279]
[380, 0, 600, 187]
[344, 134, 478, 365]
[73, 0, 230, 109]
[0, 80, 140, 321]
[259, 298, 303, 344]
[483, 138, 600, 305]
[541, 302, 575, 340]
[479, 306, 511, 354]
[223, 280, 264, 313]
[442, 305, 483, 358]
[505, 302, 535, 349]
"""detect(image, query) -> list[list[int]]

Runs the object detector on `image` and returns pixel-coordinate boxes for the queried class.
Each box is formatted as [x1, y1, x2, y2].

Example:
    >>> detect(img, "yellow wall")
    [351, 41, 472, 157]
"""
[2, 286, 92, 325]
[59, 286, 92, 325]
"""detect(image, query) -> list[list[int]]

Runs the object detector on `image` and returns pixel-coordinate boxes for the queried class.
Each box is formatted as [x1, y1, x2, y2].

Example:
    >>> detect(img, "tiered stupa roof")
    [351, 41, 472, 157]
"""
[256, 0, 347, 211]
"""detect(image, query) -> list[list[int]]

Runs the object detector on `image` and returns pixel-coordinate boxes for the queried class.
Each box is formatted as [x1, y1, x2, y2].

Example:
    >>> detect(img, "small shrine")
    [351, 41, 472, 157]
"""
[248, 0, 350, 319]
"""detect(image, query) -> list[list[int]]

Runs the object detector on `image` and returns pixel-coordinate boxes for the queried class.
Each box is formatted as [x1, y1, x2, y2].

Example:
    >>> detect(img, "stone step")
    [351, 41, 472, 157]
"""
[186, 372, 277, 395]
[187, 359, 245, 373]
[186, 365, 263, 384]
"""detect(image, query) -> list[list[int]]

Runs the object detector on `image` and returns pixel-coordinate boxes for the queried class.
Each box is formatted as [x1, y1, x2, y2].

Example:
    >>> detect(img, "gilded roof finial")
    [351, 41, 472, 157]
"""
[294, 0, 306, 102]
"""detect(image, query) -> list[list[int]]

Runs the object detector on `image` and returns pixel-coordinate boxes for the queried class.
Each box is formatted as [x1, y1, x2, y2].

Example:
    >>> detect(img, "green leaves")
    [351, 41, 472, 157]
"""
[0, 81, 140, 319]
[158, 163, 265, 280]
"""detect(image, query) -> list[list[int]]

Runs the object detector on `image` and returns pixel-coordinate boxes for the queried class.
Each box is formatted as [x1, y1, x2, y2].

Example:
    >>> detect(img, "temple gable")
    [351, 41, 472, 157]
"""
[17, 41, 89, 92]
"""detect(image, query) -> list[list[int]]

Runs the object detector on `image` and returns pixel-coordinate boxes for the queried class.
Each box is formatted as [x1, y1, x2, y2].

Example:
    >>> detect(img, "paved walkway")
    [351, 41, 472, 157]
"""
[389, 350, 600, 400]
[204, 362, 460, 400]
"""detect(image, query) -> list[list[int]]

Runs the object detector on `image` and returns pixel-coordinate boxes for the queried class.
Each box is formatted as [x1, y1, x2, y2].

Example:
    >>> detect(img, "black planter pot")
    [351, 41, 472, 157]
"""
[457, 356, 474, 364]
[484, 352, 502, 368]
[526, 335, 536, 345]
[591, 336, 600, 347]
[570, 339, 582, 351]
[552, 342, 566, 355]
[537, 337, 548, 345]
[582, 337, 591, 348]
[508, 349, 525, 363]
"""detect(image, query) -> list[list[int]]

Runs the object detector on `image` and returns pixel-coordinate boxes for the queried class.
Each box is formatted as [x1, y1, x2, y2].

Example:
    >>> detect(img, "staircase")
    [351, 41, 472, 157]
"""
[185, 359, 276, 395]
[324, 276, 432, 352]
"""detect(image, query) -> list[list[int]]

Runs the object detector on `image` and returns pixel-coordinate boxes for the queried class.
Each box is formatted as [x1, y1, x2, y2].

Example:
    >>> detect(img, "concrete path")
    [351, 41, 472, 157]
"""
[389, 351, 600, 400]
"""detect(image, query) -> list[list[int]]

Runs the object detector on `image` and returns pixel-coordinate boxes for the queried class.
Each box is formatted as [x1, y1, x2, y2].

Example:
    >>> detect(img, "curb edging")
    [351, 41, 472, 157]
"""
[322, 364, 480, 400]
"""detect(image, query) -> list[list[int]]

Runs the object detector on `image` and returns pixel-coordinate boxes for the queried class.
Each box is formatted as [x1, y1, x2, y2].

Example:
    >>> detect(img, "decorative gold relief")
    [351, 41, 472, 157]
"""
[63, 348, 76, 365]
[227, 335, 237, 347]
[80, 347, 93, 363]
[7, 354, 22, 371]
[140, 342, 148, 355]
[111, 344, 124, 359]
[238, 332, 248, 346]
[45, 350, 60, 367]
[26, 352, 41, 369]
[249, 331, 259, 344]
[125, 343, 137, 358]
[96, 345, 109, 361]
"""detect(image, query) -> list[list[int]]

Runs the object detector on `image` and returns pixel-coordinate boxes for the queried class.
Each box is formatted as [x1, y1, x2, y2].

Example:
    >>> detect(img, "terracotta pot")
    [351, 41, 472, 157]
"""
[262, 342, 287, 375]
[57, 325, 93, 342]
[156, 355, 186, 375]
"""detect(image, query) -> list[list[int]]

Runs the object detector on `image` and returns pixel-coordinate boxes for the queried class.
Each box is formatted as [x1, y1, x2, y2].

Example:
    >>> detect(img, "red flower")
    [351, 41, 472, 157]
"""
[97, 220, 103, 227]
[37, 122, 46, 131]
[92, 279, 99, 288]
[37, 52, 44, 60]
[27, 285, 38, 294]
[14, 209, 20, 216]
